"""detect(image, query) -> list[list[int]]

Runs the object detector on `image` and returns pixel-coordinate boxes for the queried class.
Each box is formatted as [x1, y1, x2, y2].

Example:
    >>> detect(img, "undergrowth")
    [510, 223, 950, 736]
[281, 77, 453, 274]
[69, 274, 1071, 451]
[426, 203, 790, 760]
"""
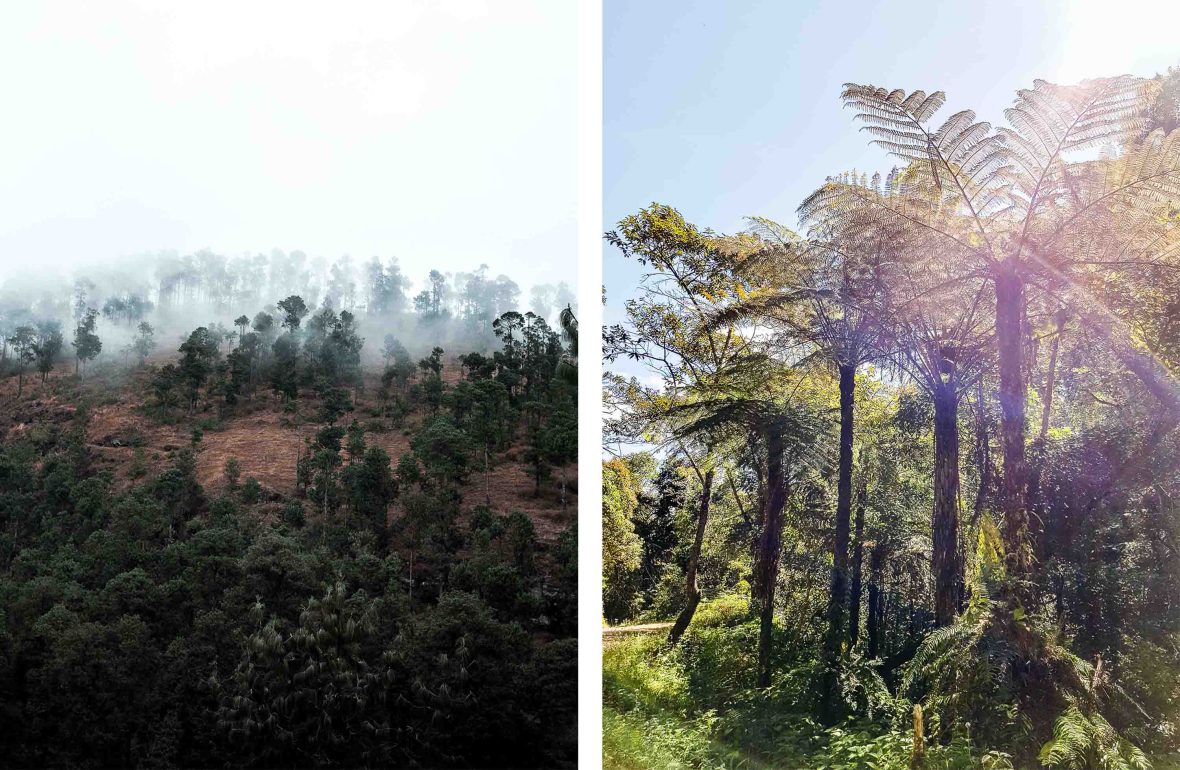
[604, 595, 1177, 770]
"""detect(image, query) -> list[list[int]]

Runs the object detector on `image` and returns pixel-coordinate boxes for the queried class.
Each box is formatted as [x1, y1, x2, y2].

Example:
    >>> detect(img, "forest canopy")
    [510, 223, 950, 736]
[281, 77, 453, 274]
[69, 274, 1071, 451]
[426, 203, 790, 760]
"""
[603, 69, 1180, 769]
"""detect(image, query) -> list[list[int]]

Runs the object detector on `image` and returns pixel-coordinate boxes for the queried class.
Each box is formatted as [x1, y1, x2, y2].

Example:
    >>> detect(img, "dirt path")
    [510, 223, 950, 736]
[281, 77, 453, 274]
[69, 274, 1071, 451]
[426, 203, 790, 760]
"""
[602, 622, 672, 647]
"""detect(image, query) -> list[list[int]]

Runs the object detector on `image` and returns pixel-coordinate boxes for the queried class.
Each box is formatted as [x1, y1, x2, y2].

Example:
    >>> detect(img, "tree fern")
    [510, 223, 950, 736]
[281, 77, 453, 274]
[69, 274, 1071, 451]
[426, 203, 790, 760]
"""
[1039, 706, 1152, 770]
[807, 77, 1180, 283]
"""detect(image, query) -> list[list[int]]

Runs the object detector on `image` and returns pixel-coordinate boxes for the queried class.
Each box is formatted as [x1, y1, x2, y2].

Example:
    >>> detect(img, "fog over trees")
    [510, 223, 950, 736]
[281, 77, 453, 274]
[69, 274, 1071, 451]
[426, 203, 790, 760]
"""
[0, 249, 576, 372]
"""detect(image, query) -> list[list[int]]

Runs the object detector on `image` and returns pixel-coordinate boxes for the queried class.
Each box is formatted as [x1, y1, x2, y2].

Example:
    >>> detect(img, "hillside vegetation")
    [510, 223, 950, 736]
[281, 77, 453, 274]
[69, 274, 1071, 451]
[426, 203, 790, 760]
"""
[0, 254, 578, 768]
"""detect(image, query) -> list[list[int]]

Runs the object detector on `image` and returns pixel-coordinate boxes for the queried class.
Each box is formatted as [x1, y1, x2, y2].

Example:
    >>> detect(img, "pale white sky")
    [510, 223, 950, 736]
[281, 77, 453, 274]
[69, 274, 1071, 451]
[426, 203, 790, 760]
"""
[0, 1, 577, 289]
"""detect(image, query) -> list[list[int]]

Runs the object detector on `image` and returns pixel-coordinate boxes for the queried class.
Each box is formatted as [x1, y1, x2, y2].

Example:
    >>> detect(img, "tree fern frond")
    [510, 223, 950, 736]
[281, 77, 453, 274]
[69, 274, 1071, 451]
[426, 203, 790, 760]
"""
[1039, 706, 1092, 768]
[1038, 705, 1154, 770]
[999, 76, 1152, 246]
[840, 83, 1007, 242]
[1046, 128, 1180, 253]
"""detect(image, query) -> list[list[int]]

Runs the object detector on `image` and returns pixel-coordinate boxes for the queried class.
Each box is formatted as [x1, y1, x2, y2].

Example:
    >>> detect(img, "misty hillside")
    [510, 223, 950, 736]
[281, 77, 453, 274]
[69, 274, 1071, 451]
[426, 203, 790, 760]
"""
[0, 253, 579, 768]
[0, 250, 575, 361]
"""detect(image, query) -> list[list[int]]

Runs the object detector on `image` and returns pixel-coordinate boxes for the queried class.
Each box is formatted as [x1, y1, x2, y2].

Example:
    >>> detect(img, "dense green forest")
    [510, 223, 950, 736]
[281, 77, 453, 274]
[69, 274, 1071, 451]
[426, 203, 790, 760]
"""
[0, 252, 578, 767]
[603, 72, 1180, 768]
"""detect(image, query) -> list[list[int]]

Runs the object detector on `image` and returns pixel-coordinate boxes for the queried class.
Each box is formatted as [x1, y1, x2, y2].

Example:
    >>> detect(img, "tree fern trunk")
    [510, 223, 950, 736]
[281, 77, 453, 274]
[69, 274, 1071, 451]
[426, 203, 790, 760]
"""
[668, 468, 714, 646]
[754, 419, 787, 688]
[828, 365, 856, 635]
[994, 266, 1032, 594]
[932, 382, 961, 627]
[823, 363, 856, 713]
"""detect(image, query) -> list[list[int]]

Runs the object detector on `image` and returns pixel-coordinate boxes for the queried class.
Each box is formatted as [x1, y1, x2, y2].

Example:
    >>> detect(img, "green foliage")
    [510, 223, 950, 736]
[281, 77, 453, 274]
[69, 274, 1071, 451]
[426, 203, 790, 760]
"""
[316, 384, 354, 424]
[1040, 707, 1151, 770]
[71, 308, 102, 375]
[276, 294, 308, 331]
[0, 290, 577, 768]
[240, 476, 262, 505]
[342, 444, 398, 544]
[129, 320, 156, 365]
[604, 626, 1019, 770]
[406, 416, 472, 489]
[603, 458, 643, 622]
[178, 326, 221, 410]
[898, 613, 1023, 743]
[281, 500, 305, 528]
[214, 582, 393, 767]
[33, 321, 63, 382]
[129, 446, 147, 478]
[304, 308, 364, 396]
[270, 331, 300, 402]
[223, 456, 241, 489]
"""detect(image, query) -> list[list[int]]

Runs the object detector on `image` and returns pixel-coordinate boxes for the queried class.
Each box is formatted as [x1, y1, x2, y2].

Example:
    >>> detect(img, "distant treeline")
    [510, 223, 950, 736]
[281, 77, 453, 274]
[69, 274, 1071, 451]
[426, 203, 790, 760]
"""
[0, 251, 577, 380]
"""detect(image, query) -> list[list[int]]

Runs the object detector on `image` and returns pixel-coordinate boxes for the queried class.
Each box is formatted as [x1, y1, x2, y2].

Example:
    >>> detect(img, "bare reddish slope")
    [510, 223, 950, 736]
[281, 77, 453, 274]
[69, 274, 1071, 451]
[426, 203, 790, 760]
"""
[0, 357, 576, 543]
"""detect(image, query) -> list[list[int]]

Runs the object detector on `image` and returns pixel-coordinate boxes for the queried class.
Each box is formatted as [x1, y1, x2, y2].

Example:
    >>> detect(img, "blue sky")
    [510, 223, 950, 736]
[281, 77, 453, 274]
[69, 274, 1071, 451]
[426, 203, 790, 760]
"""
[604, 0, 1180, 332]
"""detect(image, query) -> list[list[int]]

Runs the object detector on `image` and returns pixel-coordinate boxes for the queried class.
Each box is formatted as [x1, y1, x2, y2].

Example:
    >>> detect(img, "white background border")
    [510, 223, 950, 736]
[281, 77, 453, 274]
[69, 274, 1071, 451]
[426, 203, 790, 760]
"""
[577, 0, 604, 766]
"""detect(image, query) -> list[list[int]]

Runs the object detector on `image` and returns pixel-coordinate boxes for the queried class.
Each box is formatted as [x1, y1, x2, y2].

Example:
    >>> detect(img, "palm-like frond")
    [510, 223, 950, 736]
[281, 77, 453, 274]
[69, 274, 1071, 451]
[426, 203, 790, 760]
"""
[1051, 128, 1180, 260]
[840, 83, 1009, 238]
[823, 78, 1180, 277]
[798, 169, 982, 276]
[999, 77, 1147, 230]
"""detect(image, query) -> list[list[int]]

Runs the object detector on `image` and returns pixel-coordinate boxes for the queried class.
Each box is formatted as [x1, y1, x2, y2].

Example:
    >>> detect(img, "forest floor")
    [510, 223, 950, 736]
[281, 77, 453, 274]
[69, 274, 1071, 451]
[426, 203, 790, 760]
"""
[602, 622, 671, 649]
[0, 354, 577, 545]
[603, 603, 1180, 770]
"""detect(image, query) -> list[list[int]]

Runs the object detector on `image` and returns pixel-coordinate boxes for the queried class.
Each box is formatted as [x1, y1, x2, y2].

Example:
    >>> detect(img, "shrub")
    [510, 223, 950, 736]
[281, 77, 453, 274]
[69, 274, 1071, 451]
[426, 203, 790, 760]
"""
[240, 477, 262, 505]
[281, 501, 305, 527]
[224, 457, 241, 489]
[129, 447, 148, 479]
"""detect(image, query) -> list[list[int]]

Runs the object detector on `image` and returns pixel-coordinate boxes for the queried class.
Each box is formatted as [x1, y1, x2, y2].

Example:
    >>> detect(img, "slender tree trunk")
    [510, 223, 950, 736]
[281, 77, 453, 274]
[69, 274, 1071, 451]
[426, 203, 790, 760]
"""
[16, 369, 23, 398]
[485, 444, 491, 507]
[823, 364, 856, 709]
[867, 545, 883, 659]
[932, 382, 961, 627]
[668, 468, 715, 646]
[971, 379, 992, 527]
[849, 471, 867, 646]
[994, 266, 1032, 590]
[754, 419, 787, 688]
[1030, 312, 1065, 562]
[727, 470, 750, 527]
[1038, 313, 1065, 442]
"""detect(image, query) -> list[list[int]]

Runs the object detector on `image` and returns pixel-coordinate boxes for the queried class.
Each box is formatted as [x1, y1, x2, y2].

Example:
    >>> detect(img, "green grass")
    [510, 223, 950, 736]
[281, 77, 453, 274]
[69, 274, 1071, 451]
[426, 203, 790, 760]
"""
[604, 706, 729, 770]
[602, 600, 806, 770]
[602, 597, 1087, 770]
